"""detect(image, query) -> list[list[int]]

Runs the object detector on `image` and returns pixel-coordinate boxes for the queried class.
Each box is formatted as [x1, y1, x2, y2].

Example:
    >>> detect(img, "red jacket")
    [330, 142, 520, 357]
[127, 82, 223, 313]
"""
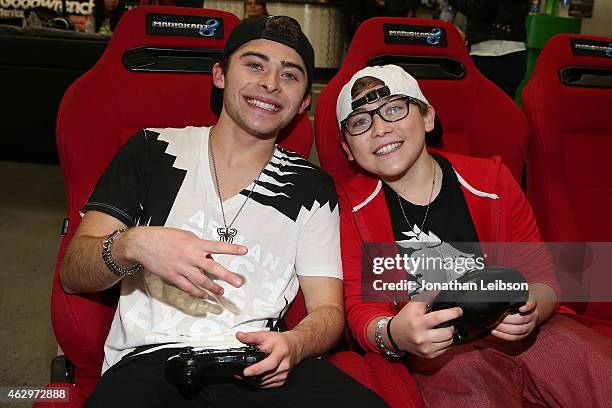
[339, 150, 561, 352]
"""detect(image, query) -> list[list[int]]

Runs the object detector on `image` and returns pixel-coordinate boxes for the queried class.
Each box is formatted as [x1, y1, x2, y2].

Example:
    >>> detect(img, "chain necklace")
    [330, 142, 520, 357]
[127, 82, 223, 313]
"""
[397, 155, 437, 241]
[208, 128, 271, 243]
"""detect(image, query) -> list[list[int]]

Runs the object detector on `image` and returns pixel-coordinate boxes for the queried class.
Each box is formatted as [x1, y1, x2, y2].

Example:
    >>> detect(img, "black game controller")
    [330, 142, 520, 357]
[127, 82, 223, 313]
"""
[165, 345, 267, 392]
[426, 266, 529, 344]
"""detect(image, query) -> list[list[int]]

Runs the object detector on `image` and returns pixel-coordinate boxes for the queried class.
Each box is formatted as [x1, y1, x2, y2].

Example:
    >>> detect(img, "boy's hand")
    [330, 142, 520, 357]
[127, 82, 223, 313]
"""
[236, 330, 301, 388]
[491, 298, 539, 341]
[391, 301, 462, 359]
[129, 227, 247, 298]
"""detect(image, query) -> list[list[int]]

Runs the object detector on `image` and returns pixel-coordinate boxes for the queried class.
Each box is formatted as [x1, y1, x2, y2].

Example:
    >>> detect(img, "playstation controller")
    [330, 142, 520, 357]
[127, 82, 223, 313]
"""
[426, 266, 529, 344]
[165, 345, 267, 392]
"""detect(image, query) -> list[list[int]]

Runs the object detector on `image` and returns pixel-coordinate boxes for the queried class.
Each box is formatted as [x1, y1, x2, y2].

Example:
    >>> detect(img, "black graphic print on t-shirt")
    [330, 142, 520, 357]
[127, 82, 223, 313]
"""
[382, 154, 484, 296]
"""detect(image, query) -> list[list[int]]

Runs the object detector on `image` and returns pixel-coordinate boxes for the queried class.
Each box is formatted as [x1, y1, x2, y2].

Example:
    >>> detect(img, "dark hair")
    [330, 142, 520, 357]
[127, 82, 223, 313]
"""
[243, 0, 269, 19]
[351, 76, 384, 99]
[93, 0, 123, 33]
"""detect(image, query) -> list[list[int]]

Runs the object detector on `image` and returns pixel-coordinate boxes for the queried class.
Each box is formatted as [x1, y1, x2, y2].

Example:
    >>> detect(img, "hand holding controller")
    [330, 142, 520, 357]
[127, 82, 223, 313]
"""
[165, 345, 268, 392]
[425, 266, 528, 344]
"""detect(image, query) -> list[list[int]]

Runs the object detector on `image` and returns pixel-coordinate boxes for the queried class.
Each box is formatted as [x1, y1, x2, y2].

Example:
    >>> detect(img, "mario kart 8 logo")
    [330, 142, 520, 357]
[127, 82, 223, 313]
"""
[198, 19, 220, 37]
[426, 28, 443, 45]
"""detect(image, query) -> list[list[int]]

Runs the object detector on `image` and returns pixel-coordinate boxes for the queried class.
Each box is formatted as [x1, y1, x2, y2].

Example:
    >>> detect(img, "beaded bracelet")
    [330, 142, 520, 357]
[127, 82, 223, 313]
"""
[374, 317, 405, 358]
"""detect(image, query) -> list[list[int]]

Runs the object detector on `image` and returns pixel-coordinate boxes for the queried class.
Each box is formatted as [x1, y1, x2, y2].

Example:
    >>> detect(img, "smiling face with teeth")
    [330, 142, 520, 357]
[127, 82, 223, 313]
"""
[212, 39, 311, 141]
[341, 84, 436, 184]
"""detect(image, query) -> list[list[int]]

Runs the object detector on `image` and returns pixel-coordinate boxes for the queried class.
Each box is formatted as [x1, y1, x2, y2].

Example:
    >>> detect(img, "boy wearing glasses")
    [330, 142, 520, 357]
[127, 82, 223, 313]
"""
[337, 64, 612, 406]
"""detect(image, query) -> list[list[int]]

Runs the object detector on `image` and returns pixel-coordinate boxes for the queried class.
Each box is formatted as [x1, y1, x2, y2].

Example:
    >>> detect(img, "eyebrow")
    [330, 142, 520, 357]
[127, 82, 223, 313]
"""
[239, 51, 306, 76]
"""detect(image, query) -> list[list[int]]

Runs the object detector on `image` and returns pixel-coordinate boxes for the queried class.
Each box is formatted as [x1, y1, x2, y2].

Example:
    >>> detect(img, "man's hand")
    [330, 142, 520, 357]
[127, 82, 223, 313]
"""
[491, 298, 539, 341]
[126, 226, 247, 298]
[60, 211, 249, 295]
[236, 330, 302, 388]
[232, 276, 344, 388]
[389, 301, 462, 359]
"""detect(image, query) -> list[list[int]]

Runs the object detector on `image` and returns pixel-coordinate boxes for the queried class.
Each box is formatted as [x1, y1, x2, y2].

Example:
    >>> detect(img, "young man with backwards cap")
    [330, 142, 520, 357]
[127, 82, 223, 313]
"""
[60, 16, 388, 407]
[337, 64, 612, 406]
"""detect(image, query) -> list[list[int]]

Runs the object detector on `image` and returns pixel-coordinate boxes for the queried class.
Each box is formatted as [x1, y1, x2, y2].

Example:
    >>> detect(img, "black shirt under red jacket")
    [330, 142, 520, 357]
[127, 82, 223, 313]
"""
[339, 149, 560, 353]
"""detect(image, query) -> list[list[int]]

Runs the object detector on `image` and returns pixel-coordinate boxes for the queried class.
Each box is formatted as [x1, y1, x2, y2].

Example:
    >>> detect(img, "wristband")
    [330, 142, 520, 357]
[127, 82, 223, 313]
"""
[374, 317, 405, 358]
[386, 317, 403, 353]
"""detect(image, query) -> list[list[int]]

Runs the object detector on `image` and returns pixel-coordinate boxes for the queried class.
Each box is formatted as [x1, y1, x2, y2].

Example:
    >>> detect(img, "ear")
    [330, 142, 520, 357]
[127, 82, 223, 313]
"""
[423, 105, 436, 132]
[298, 94, 312, 114]
[212, 63, 225, 89]
[341, 137, 355, 161]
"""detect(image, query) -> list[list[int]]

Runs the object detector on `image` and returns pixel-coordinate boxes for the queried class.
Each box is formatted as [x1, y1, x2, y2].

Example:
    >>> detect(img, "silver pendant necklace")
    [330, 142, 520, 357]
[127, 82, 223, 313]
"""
[209, 128, 271, 243]
[397, 155, 437, 241]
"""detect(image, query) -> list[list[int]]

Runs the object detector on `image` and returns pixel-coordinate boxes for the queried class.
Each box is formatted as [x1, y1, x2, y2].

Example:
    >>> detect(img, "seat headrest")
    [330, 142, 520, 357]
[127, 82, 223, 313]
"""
[531, 33, 612, 88]
[345, 17, 470, 69]
[106, 6, 236, 59]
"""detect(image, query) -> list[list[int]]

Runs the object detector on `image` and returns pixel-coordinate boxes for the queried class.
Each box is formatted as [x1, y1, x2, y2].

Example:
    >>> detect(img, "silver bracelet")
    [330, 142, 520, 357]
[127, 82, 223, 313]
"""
[374, 317, 405, 358]
[101, 228, 143, 277]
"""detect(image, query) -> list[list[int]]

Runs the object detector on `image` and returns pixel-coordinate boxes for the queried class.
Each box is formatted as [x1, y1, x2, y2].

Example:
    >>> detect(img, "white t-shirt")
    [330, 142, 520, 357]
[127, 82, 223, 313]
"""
[470, 40, 526, 57]
[83, 126, 342, 372]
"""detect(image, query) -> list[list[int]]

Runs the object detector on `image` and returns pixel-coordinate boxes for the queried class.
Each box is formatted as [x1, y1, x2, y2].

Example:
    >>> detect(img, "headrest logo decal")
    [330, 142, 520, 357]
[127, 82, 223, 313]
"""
[198, 19, 220, 37]
[384, 24, 448, 47]
[146, 13, 224, 39]
[426, 28, 443, 45]
[571, 38, 612, 58]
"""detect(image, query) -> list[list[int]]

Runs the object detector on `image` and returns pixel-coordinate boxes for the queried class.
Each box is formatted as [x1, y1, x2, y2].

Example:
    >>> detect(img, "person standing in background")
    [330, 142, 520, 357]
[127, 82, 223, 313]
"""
[430, 0, 466, 41]
[345, 0, 421, 41]
[244, 0, 269, 20]
[85, 0, 124, 34]
[366, 0, 421, 18]
[449, 0, 529, 99]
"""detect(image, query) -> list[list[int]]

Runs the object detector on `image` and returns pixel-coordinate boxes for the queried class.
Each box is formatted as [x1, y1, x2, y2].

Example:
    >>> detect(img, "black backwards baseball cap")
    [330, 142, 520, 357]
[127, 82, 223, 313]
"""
[211, 15, 315, 116]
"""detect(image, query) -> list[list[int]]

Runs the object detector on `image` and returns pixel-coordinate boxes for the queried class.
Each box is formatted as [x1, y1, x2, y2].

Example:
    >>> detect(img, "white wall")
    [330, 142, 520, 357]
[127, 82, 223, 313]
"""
[203, 0, 347, 68]
[580, 0, 612, 37]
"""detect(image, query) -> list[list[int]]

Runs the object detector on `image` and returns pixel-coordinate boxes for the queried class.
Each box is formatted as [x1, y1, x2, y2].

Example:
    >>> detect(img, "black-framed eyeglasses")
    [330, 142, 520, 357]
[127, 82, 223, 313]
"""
[341, 96, 419, 136]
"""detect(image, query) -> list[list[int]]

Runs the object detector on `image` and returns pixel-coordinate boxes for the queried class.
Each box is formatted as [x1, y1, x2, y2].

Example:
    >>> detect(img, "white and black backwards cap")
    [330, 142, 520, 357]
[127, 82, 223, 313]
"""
[336, 64, 430, 128]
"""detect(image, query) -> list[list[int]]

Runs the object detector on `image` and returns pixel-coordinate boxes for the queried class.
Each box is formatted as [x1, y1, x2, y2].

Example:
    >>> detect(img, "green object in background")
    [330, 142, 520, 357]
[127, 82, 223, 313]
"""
[515, 13, 582, 105]
[544, 0, 559, 15]
[525, 13, 582, 49]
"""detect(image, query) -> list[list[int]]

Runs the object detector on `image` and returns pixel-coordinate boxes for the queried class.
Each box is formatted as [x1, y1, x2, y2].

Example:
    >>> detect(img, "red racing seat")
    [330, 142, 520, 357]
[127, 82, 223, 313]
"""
[315, 17, 529, 186]
[522, 33, 612, 321]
